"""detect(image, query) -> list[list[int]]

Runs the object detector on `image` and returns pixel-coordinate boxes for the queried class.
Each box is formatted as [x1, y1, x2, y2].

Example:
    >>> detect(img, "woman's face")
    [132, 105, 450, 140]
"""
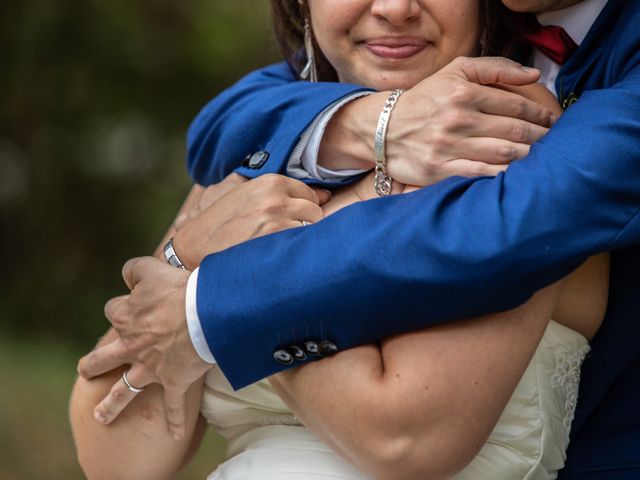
[308, 0, 480, 90]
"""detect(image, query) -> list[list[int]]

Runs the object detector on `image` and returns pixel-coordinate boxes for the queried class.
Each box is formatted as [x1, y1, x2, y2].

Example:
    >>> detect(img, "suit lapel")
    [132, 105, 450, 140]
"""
[555, 0, 621, 106]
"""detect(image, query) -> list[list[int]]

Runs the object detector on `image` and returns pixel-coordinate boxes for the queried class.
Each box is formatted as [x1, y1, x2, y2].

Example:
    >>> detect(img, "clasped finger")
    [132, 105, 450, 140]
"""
[104, 295, 130, 326]
[455, 137, 530, 165]
[78, 338, 130, 379]
[287, 198, 324, 224]
[94, 368, 153, 425]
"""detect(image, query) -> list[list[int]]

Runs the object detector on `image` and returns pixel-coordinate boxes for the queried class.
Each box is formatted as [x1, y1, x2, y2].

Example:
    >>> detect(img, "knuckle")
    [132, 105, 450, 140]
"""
[467, 163, 488, 177]
[263, 197, 288, 214]
[112, 386, 127, 402]
[429, 131, 451, 150]
[260, 173, 284, 189]
[417, 154, 438, 176]
[511, 99, 527, 118]
[165, 402, 183, 418]
[262, 220, 281, 235]
[103, 299, 116, 319]
[509, 122, 530, 143]
[110, 311, 127, 330]
[98, 402, 113, 417]
[453, 56, 472, 69]
[449, 83, 474, 105]
[444, 110, 469, 130]
[85, 352, 100, 370]
[498, 144, 517, 161]
[123, 257, 140, 276]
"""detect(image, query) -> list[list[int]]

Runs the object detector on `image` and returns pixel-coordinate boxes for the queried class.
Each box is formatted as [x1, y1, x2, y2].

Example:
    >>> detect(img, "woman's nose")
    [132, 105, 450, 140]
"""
[370, 0, 420, 26]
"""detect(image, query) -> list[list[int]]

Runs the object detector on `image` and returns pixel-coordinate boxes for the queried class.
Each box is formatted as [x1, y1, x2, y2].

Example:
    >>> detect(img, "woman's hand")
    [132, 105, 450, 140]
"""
[173, 174, 330, 270]
[174, 173, 249, 230]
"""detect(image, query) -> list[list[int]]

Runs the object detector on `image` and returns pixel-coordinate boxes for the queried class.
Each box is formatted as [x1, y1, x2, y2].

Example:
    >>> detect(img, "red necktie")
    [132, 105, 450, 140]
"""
[526, 23, 578, 65]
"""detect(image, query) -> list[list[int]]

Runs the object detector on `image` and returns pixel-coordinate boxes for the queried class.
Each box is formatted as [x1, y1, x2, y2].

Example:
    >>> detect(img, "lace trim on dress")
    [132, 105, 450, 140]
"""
[254, 413, 301, 427]
[550, 345, 590, 428]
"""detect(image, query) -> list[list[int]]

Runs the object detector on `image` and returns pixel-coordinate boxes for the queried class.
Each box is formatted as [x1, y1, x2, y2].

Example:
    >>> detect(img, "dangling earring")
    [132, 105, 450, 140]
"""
[299, 8, 318, 82]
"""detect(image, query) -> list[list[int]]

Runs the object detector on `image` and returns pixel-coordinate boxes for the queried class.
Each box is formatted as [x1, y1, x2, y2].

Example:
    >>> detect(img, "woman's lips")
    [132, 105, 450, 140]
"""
[365, 38, 427, 59]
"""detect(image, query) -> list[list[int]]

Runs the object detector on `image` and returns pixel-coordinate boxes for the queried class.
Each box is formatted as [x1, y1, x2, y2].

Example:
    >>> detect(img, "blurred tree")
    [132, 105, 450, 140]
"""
[0, 0, 278, 343]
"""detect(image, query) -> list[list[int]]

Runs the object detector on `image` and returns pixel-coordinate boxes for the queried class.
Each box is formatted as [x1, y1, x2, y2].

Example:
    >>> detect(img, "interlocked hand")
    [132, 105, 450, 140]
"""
[78, 257, 209, 440]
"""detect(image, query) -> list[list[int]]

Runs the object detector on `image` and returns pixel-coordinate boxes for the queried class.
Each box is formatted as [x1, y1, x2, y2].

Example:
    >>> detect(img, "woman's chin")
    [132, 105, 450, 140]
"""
[365, 75, 423, 92]
[340, 71, 425, 91]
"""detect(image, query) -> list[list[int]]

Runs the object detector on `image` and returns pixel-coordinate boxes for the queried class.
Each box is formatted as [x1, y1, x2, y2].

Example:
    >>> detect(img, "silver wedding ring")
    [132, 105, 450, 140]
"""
[122, 368, 145, 394]
[301, 220, 311, 227]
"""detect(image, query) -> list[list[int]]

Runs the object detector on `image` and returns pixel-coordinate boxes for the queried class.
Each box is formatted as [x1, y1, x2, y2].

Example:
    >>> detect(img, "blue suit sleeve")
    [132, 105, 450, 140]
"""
[187, 62, 373, 185]
[196, 65, 640, 389]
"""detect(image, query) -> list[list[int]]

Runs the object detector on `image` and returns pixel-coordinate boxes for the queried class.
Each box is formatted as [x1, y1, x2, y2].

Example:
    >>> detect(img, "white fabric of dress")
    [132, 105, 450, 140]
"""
[201, 320, 589, 480]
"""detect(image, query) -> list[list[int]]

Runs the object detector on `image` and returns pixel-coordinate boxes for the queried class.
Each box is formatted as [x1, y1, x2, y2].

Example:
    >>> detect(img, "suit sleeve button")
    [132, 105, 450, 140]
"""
[243, 151, 269, 169]
[303, 341, 320, 356]
[319, 340, 338, 356]
[288, 345, 307, 361]
[273, 349, 294, 365]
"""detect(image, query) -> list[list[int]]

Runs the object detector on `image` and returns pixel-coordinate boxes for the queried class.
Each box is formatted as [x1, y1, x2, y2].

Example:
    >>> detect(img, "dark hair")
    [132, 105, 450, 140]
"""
[269, 0, 536, 82]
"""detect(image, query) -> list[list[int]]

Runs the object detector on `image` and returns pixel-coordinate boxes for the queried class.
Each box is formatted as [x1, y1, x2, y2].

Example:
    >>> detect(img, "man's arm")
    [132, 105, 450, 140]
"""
[187, 62, 373, 186]
[195, 65, 640, 389]
[188, 59, 555, 188]
[83, 62, 640, 393]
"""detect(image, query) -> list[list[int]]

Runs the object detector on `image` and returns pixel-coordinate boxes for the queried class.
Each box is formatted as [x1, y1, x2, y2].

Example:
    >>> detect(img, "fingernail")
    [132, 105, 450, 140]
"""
[549, 113, 558, 126]
[94, 411, 107, 424]
[321, 188, 332, 198]
[521, 66, 538, 73]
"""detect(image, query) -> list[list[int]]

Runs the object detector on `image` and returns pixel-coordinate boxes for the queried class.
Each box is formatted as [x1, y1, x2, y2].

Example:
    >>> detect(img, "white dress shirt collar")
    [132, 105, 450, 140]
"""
[537, 0, 608, 46]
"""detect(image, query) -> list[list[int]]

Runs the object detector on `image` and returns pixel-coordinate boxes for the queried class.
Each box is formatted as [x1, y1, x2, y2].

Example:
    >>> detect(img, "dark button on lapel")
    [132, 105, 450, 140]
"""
[242, 151, 270, 169]
[319, 340, 338, 357]
[303, 341, 320, 356]
[288, 345, 307, 361]
[274, 349, 294, 365]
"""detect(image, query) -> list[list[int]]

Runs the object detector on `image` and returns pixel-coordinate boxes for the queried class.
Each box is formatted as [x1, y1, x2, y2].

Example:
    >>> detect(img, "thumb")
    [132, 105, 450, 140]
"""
[311, 187, 332, 205]
[452, 56, 540, 86]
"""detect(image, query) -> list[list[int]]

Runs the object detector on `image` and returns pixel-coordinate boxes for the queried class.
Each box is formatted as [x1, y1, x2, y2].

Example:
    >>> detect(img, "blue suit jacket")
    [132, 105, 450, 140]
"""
[188, 1, 640, 477]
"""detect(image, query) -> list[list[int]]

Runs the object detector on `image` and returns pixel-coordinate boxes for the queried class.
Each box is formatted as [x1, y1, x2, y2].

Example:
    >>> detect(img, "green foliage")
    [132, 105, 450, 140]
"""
[0, 0, 278, 343]
[1, 2, 277, 476]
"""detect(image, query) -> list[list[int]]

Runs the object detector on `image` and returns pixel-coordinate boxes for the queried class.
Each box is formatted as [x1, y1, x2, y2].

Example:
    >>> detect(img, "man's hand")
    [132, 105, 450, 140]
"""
[320, 56, 557, 186]
[77, 257, 209, 440]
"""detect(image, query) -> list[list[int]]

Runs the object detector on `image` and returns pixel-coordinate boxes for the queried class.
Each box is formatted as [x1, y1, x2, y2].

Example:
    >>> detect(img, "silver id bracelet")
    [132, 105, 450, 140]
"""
[374, 89, 404, 197]
[163, 237, 186, 270]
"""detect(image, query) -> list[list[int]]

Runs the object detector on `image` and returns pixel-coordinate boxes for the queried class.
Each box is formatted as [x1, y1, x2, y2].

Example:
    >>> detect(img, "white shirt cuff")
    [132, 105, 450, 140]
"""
[286, 91, 372, 181]
[185, 267, 216, 364]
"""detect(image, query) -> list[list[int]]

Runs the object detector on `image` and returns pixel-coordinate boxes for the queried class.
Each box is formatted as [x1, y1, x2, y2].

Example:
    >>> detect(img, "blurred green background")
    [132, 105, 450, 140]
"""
[0, 1, 277, 478]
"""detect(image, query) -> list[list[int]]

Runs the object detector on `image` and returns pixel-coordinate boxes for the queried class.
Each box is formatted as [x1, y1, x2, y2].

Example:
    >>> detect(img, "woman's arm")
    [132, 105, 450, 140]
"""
[70, 329, 207, 480]
[270, 253, 608, 480]
[71, 181, 221, 479]
[71, 174, 327, 478]
[267, 84, 601, 479]
[270, 284, 565, 480]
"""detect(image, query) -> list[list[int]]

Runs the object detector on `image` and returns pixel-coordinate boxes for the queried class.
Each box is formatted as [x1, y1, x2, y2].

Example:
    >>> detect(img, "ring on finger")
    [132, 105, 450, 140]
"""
[122, 368, 145, 394]
[300, 220, 312, 227]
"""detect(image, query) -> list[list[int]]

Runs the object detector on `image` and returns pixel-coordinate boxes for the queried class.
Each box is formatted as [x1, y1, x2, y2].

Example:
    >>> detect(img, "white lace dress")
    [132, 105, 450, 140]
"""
[200, 320, 589, 480]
